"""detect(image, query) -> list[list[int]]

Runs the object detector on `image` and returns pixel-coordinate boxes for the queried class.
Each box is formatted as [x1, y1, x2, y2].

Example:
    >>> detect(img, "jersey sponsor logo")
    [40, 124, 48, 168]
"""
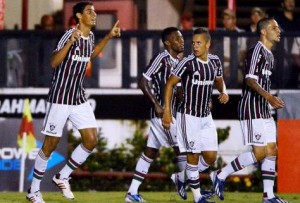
[262, 69, 272, 76]
[192, 79, 214, 86]
[72, 55, 90, 62]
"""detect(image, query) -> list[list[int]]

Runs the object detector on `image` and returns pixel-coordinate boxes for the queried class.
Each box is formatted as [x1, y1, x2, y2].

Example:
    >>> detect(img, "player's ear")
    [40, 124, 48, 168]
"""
[76, 13, 82, 22]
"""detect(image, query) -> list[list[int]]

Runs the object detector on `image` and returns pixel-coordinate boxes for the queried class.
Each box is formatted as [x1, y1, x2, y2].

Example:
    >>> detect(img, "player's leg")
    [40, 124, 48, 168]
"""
[211, 119, 264, 200]
[125, 147, 157, 202]
[53, 102, 98, 199]
[126, 118, 161, 202]
[27, 103, 69, 203]
[261, 118, 289, 202]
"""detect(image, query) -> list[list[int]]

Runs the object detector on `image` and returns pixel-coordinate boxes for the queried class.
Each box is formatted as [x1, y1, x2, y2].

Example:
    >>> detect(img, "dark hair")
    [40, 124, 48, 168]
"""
[257, 17, 275, 34]
[161, 27, 179, 44]
[193, 27, 211, 42]
[73, 1, 93, 24]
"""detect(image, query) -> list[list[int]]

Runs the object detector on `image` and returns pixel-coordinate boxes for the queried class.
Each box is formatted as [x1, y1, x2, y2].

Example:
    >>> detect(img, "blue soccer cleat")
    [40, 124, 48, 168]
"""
[171, 173, 187, 200]
[195, 196, 216, 203]
[210, 171, 225, 200]
[125, 193, 146, 202]
[200, 189, 215, 199]
[262, 196, 290, 203]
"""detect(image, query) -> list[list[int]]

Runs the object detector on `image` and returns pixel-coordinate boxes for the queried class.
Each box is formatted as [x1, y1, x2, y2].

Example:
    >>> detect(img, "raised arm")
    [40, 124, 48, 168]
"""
[162, 75, 180, 130]
[50, 25, 82, 68]
[91, 20, 121, 60]
[246, 78, 284, 109]
[139, 76, 163, 118]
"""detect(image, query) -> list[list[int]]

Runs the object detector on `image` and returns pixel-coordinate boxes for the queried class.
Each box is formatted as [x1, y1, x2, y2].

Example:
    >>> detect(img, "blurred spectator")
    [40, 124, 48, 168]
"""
[35, 14, 55, 30]
[179, 11, 195, 31]
[273, 0, 300, 31]
[245, 7, 266, 52]
[290, 37, 300, 88]
[245, 7, 266, 32]
[68, 16, 77, 29]
[219, 9, 247, 86]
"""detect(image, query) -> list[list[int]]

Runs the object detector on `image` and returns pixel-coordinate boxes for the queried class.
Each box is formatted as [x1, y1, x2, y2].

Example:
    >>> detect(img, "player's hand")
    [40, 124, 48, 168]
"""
[109, 20, 121, 38]
[218, 92, 229, 104]
[154, 104, 164, 118]
[268, 95, 285, 109]
[162, 110, 173, 130]
[69, 24, 82, 43]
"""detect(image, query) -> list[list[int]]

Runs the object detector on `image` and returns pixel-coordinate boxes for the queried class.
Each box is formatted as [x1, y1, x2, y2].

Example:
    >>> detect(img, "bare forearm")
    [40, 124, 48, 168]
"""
[91, 34, 112, 60]
[215, 77, 227, 93]
[246, 78, 271, 100]
[139, 77, 159, 107]
[50, 40, 74, 68]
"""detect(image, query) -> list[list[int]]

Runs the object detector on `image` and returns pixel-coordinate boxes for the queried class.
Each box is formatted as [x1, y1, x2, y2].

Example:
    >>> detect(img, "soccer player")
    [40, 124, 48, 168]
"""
[26, 2, 121, 203]
[210, 17, 289, 203]
[125, 27, 186, 202]
[162, 27, 229, 203]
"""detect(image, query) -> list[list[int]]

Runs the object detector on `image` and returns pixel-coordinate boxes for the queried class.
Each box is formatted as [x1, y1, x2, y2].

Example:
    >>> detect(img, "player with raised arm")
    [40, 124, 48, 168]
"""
[210, 17, 289, 203]
[26, 2, 120, 203]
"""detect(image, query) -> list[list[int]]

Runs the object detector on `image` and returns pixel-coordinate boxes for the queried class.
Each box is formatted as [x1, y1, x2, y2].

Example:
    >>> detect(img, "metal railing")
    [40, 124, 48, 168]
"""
[0, 30, 299, 89]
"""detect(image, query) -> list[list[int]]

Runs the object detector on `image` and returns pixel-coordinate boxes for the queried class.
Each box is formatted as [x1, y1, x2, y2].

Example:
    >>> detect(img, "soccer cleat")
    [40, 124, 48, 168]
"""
[125, 193, 146, 202]
[200, 189, 215, 199]
[26, 188, 45, 203]
[210, 171, 225, 200]
[262, 196, 290, 203]
[171, 173, 187, 200]
[195, 196, 216, 203]
[52, 174, 75, 199]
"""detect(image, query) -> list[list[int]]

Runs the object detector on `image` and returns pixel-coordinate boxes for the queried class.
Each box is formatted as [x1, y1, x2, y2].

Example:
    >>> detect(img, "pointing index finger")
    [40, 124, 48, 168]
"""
[113, 20, 119, 28]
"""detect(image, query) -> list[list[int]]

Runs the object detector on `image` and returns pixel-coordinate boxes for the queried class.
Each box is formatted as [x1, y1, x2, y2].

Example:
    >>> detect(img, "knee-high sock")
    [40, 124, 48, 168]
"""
[262, 156, 276, 199]
[59, 144, 92, 179]
[176, 155, 187, 182]
[128, 153, 153, 195]
[218, 151, 257, 180]
[198, 156, 210, 172]
[31, 150, 49, 193]
[186, 163, 201, 202]
[177, 155, 187, 171]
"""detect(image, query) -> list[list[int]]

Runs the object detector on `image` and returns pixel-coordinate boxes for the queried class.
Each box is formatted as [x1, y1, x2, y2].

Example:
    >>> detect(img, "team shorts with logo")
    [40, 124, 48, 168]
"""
[240, 117, 276, 146]
[42, 102, 97, 137]
[176, 112, 218, 153]
[147, 116, 177, 149]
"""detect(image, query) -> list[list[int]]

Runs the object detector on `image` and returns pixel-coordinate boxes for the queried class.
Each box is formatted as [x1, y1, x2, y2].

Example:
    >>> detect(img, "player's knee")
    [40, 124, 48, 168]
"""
[42, 137, 59, 157]
[253, 151, 266, 162]
[201, 154, 217, 166]
[82, 137, 98, 151]
[144, 147, 158, 159]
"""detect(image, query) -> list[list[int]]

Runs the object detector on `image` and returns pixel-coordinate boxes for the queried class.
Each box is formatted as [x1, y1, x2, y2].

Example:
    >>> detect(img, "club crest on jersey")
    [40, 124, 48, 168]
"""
[189, 141, 195, 148]
[255, 133, 261, 140]
[49, 123, 56, 132]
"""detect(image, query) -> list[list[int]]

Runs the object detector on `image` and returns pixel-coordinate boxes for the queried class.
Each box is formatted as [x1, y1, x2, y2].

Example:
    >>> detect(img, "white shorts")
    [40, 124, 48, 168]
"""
[240, 117, 276, 146]
[42, 102, 97, 137]
[176, 113, 218, 153]
[147, 117, 177, 149]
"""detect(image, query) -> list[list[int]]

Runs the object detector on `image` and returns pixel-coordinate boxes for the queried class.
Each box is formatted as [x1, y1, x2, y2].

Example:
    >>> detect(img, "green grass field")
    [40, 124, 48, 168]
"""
[0, 192, 299, 203]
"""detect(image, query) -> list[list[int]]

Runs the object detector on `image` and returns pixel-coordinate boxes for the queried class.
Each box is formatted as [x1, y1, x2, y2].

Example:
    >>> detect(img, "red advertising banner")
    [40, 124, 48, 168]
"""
[0, 0, 5, 30]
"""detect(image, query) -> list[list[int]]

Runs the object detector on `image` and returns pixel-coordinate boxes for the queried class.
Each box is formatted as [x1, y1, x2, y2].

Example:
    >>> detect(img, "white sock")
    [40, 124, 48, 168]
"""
[31, 150, 49, 193]
[59, 144, 92, 179]
[198, 156, 210, 172]
[128, 153, 153, 195]
[262, 156, 276, 199]
[177, 155, 187, 171]
[186, 163, 201, 202]
[218, 151, 256, 180]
